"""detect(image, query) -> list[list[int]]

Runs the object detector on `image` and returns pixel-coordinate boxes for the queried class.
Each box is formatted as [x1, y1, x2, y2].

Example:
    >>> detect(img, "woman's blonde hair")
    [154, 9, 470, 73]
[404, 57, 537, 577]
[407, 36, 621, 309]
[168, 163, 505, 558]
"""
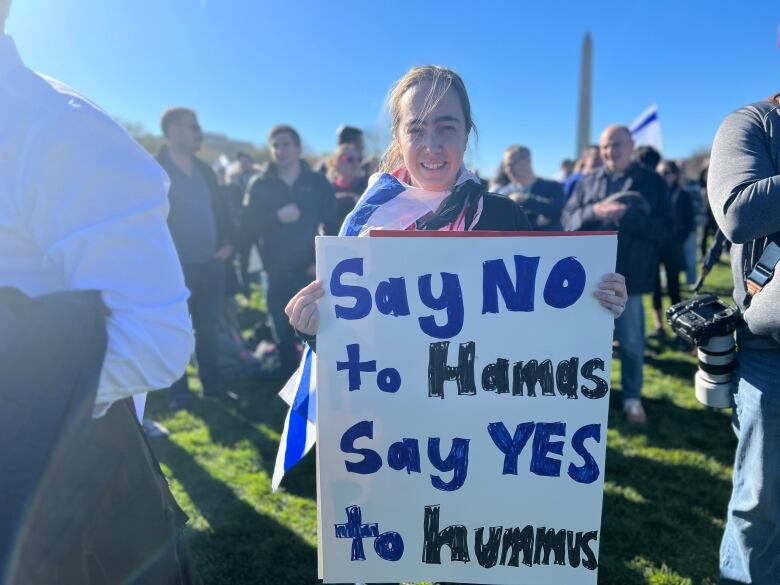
[380, 66, 476, 173]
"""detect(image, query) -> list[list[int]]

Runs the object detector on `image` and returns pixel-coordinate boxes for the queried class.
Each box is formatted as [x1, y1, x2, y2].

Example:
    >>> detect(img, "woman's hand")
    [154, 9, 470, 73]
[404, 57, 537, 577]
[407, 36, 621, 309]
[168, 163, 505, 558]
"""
[593, 272, 627, 318]
[285, 280, 325, 336]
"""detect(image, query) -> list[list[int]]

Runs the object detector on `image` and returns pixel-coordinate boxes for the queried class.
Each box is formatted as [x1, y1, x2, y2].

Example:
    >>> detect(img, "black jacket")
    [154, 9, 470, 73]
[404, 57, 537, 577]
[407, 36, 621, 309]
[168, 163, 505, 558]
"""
[659, 187, 696, 270]
[242, 161, 340, 274]
[670, 187, 695, 243]
[156, 146, 238, 255]
[563, 163, 671, 294]
[474, 193, 533, 231]
[498, 178, 565, 230]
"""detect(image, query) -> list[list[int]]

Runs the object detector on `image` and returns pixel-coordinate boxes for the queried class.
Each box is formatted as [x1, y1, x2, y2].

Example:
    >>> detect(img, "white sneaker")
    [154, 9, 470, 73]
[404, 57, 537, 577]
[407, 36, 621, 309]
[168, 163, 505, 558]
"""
[142, 418, 170, 438]
[623, 399, 647, 424]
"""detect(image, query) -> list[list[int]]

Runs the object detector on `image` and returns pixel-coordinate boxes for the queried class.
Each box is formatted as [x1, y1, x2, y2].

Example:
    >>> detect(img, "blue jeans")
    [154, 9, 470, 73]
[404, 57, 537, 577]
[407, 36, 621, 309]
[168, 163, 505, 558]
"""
[720, 349, 780, 584]
[614, 294, 644, 401]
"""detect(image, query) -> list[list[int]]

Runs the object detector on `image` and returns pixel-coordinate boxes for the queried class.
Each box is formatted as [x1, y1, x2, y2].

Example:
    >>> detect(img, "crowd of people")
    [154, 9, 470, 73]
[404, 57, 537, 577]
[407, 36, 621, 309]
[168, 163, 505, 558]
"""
[162, 108, 715, 429]
[3, 0, 778, 581]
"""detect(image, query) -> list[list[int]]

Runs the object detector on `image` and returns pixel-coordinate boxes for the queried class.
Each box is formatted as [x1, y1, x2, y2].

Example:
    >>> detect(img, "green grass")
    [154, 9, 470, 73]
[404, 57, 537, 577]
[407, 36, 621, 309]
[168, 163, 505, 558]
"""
[145, 261, 738, 585]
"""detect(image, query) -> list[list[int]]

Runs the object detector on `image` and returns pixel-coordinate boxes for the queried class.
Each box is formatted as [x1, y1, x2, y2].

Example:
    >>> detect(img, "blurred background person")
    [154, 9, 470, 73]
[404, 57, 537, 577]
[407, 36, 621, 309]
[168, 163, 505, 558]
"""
[564, 144, 602, 201]
[336, 124, 364, 159]
[699, 161, 712, 253]
[224, 151, 257, 212]
[489, 165, 510, 191]
[495, 144, 565, 231]
[650, 160, 695, 344]
[634, 144, 662, 171]
[563, 125, 671, 424]
[327, 142, 367, 228]
[212, 153, 231, 186]
[224, 151, 263, 298]
[242, 124, 339, 378]
[555, 157, 575, 182]
[157, 107, 238, 408]
[677, 158, 703, 286]
[318, 124, 378, 178]
[231, 151, 257, 192]
[336, 123, 379, 176]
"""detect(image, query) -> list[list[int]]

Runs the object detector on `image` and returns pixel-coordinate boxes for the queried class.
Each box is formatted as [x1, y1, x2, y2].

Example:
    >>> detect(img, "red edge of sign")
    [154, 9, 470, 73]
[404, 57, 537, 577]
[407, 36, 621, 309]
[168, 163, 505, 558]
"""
[368, 230, 618, 238]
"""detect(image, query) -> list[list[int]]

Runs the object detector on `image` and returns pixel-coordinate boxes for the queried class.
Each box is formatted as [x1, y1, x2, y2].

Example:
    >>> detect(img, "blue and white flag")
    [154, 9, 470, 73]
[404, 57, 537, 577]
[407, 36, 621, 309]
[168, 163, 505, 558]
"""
[341, 168, 481, 237]
[630, 104, 663, 153]
[271, 168, 482, 490]
[271, 345, 317, 491]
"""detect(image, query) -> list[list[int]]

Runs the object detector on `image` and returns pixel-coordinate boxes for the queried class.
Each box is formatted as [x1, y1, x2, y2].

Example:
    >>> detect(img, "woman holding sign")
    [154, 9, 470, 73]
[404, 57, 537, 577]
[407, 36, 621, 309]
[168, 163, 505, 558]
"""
[282, 65, 627, 585]
[286, 65, 627, 335]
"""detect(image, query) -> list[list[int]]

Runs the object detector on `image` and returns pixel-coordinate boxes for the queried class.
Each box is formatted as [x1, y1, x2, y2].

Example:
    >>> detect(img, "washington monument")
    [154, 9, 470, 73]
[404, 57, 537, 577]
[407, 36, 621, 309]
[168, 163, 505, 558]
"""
[576, 31, 593, 157]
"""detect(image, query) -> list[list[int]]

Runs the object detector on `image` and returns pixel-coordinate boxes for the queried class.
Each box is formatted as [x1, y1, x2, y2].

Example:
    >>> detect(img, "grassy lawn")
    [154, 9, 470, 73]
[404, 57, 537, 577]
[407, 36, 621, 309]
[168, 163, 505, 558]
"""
[145, 261, 738, 585]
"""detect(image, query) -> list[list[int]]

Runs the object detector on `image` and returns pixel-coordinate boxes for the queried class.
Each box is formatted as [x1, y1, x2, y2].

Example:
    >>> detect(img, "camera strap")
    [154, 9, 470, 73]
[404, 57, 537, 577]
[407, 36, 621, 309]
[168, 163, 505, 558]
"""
[746, 236, 780, 297]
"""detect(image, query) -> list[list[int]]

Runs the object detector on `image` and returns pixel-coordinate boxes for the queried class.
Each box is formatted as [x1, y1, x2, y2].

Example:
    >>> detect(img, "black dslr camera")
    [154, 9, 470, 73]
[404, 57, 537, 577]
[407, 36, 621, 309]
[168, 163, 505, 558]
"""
[666, 294, 742, 408]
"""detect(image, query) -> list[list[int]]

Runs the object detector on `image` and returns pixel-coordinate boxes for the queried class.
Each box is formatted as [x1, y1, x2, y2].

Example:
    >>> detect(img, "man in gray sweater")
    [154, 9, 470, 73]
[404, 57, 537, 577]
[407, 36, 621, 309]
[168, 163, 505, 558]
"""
[708, 93, 780, 585]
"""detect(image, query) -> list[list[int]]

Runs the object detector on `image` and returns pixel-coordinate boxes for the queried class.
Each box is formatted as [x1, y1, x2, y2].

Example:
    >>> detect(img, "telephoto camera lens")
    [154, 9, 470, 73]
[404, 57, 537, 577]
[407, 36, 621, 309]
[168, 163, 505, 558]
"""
[694, 334, 737, 408]
[667, 294, 741, 409]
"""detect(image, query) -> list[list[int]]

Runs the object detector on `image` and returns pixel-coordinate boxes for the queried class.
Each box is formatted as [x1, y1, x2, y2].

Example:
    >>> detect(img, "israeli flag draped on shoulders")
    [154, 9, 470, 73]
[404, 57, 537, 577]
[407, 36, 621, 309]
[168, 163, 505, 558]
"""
[272, 168, 482, 490]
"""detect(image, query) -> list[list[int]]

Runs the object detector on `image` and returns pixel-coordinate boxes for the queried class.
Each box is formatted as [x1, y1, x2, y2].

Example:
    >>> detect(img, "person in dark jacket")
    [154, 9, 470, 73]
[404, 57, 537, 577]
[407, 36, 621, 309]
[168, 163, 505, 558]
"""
[708, 93, 780, 585]
[634, 144, 662, 170]
[563, 124, 671, 424]
[242, 124, 340, 377]
[699, 163, 716, 254]
[157, 107, 239, 407]
[494, 145, 565, 231]
[651, 160, 695, 341]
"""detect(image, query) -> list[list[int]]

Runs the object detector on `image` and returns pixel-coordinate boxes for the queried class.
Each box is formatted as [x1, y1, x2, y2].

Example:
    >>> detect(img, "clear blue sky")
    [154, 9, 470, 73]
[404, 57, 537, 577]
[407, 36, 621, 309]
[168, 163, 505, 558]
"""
[7, 0, 780, 177]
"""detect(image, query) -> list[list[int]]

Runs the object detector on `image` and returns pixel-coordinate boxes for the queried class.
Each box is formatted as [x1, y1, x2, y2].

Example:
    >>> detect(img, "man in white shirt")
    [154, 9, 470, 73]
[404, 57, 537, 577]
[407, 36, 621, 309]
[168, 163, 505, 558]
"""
[0, 13, 193, 417]
[0, 2, 199, 582]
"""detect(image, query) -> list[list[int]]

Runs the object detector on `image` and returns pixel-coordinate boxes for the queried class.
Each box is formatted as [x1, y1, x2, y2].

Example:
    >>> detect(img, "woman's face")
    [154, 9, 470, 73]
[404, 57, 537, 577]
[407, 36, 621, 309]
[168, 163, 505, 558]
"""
[336, 145, 361, 177]
[396, 81, 468, 191]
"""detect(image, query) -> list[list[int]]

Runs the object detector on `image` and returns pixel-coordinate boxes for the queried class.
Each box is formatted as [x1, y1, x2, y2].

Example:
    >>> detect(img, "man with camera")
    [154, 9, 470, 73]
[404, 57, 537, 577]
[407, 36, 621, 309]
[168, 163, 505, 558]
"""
[708, 92, 780, 584]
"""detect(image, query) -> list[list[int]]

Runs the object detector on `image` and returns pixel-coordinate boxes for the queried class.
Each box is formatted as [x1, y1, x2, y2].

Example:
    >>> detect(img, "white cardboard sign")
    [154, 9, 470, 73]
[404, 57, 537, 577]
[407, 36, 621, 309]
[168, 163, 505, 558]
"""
[315, 232, 617, 584]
